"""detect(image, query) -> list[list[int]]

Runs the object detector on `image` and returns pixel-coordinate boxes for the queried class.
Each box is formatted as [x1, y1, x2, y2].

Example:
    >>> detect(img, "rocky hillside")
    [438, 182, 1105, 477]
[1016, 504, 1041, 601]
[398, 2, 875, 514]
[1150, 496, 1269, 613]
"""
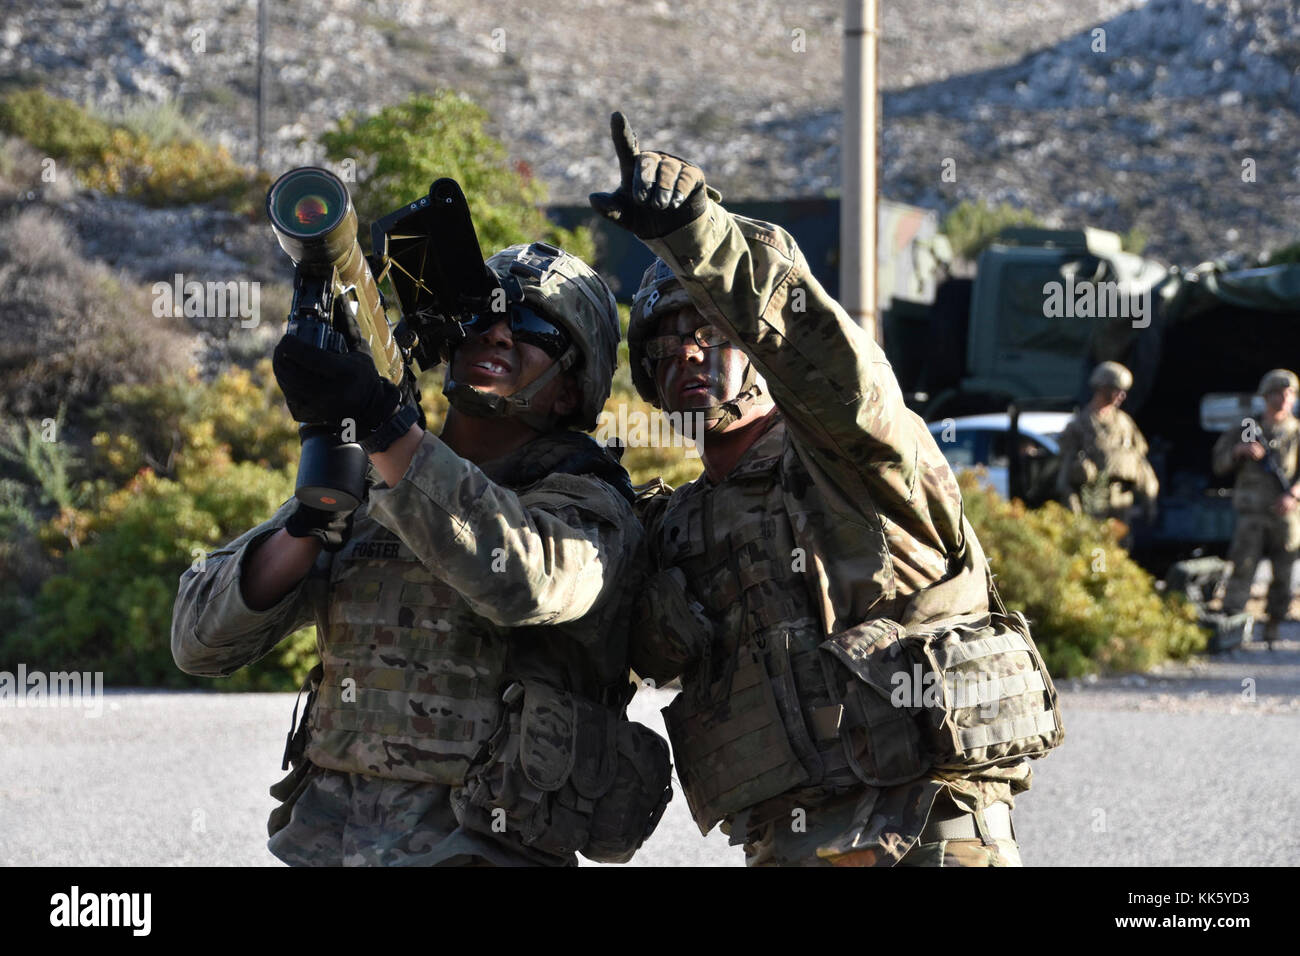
[4, 0, 1299, 265]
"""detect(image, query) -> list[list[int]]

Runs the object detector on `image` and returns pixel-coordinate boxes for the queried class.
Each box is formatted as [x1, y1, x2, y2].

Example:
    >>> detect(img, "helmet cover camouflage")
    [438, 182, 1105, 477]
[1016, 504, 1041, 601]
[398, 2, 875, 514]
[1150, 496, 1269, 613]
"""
[1089, 361, 1133, 391]
[628, 258, 696, 405]
[1257, 368, 1299, 397]
[446, 242, 620, 431]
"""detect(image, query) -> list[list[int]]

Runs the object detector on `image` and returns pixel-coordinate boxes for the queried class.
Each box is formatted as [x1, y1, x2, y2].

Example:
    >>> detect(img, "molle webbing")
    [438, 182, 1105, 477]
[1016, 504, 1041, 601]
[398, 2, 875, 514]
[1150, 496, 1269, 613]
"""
[306, 430, 633, 785]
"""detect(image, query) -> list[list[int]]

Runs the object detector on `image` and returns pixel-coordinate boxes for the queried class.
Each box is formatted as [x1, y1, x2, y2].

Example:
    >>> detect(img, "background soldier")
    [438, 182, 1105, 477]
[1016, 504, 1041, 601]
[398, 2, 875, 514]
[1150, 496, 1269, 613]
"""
[592, 114, 1059, 867]
[1056, 361, 1160, 524]
[1212, 368, 1300, 649]
[171, 242, 669, 865]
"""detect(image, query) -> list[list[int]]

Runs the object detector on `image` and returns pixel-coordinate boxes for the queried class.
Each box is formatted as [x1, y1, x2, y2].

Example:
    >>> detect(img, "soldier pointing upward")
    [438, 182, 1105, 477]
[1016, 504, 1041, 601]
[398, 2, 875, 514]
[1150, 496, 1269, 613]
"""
[592, 113, 1061, 867]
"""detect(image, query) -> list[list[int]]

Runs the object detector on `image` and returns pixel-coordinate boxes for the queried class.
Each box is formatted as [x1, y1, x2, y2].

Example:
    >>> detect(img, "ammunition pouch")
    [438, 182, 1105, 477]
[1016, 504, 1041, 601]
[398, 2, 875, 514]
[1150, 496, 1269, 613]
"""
[820, 610, 1063, 783]
[1107, 449, 1143, 485]
[664, 606, 1062, 835]
[455, 680, 672, 863]
[817, 620, 930, 786]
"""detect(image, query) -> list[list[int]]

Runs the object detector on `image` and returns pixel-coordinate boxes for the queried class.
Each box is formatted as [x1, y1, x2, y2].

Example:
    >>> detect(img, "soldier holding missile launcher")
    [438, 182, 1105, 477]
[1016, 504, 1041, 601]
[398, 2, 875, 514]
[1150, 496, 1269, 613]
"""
[171, 168, 671, 866]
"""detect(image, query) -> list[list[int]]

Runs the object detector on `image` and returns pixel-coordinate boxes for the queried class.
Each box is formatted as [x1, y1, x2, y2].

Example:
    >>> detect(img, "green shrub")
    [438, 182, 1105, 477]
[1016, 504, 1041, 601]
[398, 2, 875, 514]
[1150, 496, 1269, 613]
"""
[90, 360, 299, 484]
[319, 91, 592, 260]
[0, 408, 84, 511]
[98, 97, 202, 146]
[0, 89, 112, 166]
[0, 88, 261, 208]
[960, 470, 1206, 677]
[0, 477, 52, 641]
[1265, 241, 1300, 267]
[941, 199, 1043, 261]
[15, 364, 314, 691]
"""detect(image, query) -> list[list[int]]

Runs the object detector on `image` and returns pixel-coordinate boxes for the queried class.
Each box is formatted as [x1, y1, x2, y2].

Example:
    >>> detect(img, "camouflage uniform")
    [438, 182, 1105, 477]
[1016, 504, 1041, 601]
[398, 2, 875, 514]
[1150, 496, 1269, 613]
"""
[1212, 416, 1300, 622]
[172, 428, 647, 866]
[631, 202, 1040, 867]
[1056, 407, 1158, 521]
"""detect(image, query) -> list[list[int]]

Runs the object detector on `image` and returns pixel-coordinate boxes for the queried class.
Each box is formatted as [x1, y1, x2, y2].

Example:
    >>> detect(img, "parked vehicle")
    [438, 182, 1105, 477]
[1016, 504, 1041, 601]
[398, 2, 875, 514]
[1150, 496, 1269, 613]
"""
[927, 411, 1071, 505]
[888, 225, 1300, 571]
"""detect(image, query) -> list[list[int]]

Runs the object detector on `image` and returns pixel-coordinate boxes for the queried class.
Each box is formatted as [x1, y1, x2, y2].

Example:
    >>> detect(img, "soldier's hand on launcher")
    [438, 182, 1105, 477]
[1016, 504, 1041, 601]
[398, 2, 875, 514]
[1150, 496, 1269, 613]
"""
[589, 112, 719, 240]
[273, 333, 402, 434]
[284, 501, 357, 552]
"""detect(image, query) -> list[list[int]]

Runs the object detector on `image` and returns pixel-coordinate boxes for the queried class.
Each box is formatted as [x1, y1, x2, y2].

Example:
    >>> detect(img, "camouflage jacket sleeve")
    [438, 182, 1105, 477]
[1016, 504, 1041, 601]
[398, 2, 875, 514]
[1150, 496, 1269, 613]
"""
[1055, 416, 1093, 498]
[170, 499, 317, 678]
[1212, 427, 1242, 478]
[366, 431, 641, 634]
[1055, 419, 1080, 498]
[1128, 416, 1159, 501]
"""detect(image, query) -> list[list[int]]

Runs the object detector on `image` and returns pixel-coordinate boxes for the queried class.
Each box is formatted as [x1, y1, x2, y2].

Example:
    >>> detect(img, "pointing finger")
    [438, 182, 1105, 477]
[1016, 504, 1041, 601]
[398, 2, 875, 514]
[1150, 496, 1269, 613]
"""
[610, 112, 639, 189]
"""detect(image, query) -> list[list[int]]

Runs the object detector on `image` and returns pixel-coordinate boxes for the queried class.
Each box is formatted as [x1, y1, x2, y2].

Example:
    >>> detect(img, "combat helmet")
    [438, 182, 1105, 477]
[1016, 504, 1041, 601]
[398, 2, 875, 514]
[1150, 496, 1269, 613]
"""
[1089, 360, 1133, 391]
[443, 242, 620, 432]
[1257, 368, 1299, 396]
[628, 257, 765, 432]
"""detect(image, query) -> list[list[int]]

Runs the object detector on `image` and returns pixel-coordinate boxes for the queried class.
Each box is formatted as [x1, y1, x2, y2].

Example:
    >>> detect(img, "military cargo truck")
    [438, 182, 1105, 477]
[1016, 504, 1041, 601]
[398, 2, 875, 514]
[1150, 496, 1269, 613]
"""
[885, 226, 1300, 570]
[887, 226, 1167, 420]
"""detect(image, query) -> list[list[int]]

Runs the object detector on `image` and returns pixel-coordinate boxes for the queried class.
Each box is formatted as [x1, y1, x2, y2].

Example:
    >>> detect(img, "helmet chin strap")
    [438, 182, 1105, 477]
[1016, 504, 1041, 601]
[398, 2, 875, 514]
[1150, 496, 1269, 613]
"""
[650, 356, 766, 435]
[443, 344, 580, 433]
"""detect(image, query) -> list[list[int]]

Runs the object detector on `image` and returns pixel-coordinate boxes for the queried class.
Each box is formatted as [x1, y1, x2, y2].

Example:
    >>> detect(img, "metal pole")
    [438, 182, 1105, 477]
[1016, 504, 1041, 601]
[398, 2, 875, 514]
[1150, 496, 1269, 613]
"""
[256, 0, 267, 172]
[841, 0, 879, 342]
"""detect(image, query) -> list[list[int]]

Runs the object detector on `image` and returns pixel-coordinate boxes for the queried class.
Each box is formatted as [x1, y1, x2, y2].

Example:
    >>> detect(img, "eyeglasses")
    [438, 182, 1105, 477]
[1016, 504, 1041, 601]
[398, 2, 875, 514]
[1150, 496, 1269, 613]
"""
[644, 324, 729, 361]
[463, 305, 571, 360]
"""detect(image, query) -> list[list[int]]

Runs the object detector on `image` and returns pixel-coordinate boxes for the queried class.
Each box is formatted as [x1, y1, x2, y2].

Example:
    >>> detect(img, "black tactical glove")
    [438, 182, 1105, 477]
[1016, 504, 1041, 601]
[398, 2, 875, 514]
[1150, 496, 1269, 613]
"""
[272, 333, 402, 437]
[284, 501, 356, 553]
[588, 112, 718, 239]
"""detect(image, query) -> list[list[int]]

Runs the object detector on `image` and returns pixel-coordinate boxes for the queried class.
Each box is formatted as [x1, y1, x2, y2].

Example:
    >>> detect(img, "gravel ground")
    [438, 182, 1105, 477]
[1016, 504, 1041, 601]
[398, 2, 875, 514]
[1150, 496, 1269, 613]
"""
[3, 634, 1297, 868]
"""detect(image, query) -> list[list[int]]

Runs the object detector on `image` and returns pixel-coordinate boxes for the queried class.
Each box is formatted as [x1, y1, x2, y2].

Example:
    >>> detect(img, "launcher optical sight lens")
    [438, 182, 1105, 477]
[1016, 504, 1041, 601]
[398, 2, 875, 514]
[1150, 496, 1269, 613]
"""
[294, 195, 330, 227]
[266, 167, 356, 270]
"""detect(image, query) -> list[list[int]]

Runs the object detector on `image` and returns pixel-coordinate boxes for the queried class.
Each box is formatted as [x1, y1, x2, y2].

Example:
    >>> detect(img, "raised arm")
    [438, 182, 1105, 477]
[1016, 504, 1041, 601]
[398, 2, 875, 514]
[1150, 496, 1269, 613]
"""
[365, 431, 641, 631]
[589, 113, 924, 500]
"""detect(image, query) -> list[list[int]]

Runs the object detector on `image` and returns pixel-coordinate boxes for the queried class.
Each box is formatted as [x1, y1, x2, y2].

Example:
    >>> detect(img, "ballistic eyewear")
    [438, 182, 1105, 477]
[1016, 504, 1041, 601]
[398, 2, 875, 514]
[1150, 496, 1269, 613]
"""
[464, 305, 572, 360]
[645, 324, 730, 361]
